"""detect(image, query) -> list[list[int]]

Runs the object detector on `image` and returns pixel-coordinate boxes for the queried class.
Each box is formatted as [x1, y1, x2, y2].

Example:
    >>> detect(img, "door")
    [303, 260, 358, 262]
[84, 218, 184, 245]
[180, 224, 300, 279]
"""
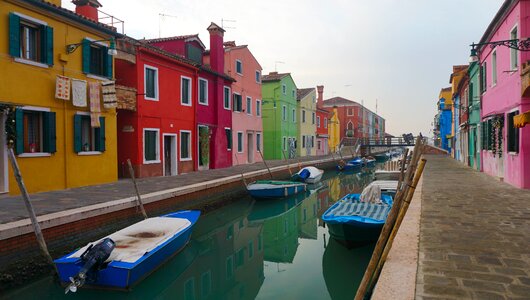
[305, 136, 311, 156]
[198, 125, 210, 170]
[247, 132, 254, 163]
[163, 134, 177, 176]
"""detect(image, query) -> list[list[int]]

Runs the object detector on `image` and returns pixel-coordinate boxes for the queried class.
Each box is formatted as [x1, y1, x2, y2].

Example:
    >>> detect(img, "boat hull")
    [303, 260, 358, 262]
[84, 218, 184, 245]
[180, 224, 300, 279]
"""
[305, 172, 323, 184]
[326, 221, 383, 243]
[247, 181, 307, 198]
[54, 210, 201, 290]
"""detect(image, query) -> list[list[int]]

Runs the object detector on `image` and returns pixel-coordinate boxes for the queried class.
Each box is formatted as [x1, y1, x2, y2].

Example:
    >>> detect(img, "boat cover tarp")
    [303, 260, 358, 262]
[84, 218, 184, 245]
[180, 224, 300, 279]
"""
[326, 201, 390, 222]
[360, 184, 382, 204]
[366, 180, 399, 192]
[69, 217, 191, 263]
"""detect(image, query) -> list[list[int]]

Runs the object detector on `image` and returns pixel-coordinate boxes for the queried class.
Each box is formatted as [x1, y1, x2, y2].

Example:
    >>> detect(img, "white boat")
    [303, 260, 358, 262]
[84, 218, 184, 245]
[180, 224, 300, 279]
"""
[292, 166, 324, 184]
[366, 180, 399, 195]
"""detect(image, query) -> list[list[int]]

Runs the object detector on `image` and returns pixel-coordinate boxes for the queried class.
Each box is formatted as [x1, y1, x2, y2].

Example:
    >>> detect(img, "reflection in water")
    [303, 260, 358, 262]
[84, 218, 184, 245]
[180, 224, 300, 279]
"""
[6, 170, 378, 300]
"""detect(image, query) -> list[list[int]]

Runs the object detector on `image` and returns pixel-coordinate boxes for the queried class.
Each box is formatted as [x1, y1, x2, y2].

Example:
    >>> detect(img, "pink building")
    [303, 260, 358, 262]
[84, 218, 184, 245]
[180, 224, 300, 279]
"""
[477, 0, 530, 188]
[217, 41, 263, 165]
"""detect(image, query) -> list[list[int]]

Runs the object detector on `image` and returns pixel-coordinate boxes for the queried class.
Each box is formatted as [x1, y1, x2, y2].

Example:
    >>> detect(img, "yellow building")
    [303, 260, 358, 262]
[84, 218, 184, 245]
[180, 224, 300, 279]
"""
[328, 107, 340, 152]
[297, 88, 317, 157]
[0, 0, 119, 194]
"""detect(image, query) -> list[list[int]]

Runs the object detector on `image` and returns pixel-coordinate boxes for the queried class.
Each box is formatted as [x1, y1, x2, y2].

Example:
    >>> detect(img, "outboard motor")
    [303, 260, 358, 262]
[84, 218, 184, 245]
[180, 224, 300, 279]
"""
[65, 238, 115, 294]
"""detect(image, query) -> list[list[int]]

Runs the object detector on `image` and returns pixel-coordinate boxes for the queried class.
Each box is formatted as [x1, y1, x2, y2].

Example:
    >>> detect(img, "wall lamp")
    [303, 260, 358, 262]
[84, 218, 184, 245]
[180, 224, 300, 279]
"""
[66, 37, 117, 56]
[469, 38, 530, 63]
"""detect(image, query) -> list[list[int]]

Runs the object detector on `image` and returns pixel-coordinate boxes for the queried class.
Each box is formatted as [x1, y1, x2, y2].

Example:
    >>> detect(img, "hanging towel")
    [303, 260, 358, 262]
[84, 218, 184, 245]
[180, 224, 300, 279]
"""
[101, 81, 117, 109]
[55, 75, 71, 100]
[89, 81, 101, 128]
[72, 79, 88, 107]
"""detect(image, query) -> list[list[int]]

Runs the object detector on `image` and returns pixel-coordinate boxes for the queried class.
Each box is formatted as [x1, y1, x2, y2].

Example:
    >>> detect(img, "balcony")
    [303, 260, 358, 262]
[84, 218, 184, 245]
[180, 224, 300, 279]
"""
[116, 85, 137, 111]
[521, 61, 530, 98]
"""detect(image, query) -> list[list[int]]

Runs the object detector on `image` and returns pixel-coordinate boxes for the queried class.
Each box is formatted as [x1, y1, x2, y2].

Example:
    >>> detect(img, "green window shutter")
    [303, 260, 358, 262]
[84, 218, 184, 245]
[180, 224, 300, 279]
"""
[95, 117, 106, 152]
[46, 26, 54, 66]
[42, 112, 56, 153]
[105, 48, 113, 78]
[82, 39, 91, 74]
[15, 108, 24, 154]
[9, 13, 21, 57]
[73, 115, 82, 153]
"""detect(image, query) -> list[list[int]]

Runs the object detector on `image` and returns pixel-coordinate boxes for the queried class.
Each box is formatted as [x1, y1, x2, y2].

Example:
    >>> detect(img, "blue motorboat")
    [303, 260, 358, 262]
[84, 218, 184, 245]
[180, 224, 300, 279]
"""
[322, 194, 393, 243]
[291, 166, 324, 183]
[337, 157, 363, 172]
[55, 210, 201, 292]
[247, 180, 307, 198]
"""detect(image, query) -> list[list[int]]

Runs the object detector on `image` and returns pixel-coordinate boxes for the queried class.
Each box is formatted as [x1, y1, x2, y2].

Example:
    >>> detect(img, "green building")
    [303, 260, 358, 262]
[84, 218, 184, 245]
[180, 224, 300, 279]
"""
[468, 61, 481, 171]
[261, 72, 299, 159]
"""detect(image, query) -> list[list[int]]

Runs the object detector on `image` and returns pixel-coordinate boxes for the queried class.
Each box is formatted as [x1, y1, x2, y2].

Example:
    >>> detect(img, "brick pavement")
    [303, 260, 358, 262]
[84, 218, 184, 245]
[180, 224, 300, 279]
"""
[416, 155, 530, 299]
[0, 155, 336, 224]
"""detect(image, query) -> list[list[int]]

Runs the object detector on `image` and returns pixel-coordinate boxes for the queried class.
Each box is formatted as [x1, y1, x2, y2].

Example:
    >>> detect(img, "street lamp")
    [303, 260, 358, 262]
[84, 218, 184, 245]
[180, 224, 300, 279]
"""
[469, 37, 530, 62]
[66, 37, 118, 56]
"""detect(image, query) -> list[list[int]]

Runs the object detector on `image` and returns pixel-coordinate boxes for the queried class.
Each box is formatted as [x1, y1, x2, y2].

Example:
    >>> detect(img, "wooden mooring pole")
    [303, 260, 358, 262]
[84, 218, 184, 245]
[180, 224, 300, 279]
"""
[282, 150, 293, 176]
[234, 155, 249, 187]
[257, 149, 273, 179]
[7, 148, 58, 276]
[127, 159, 148, 219]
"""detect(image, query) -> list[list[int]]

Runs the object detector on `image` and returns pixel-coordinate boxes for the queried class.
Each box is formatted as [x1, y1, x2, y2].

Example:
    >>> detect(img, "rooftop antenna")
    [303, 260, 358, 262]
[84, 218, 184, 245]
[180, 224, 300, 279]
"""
[221, 18, 236, 29]
[159, 13, 178, 38]
[274, 61, 285, 72]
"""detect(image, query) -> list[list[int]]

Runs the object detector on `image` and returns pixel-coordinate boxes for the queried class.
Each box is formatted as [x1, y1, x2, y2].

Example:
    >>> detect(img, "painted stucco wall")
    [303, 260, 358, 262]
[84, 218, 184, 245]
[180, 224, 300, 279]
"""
[297, 89, 317, 157]
[0, 2, 117, 194]
[225, 46, 263, 165]
[468, 62, 481, 171]
[328, 108, 340, 152]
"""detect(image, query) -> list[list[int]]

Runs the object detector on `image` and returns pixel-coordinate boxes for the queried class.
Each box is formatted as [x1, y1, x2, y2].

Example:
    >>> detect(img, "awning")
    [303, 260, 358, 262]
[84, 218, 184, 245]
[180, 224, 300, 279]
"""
[514, 110, 530, 128]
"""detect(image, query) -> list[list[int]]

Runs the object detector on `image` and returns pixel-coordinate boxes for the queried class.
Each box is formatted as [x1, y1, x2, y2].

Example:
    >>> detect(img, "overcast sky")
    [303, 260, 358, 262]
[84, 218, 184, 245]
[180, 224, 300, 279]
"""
[63, 0, 503, 136]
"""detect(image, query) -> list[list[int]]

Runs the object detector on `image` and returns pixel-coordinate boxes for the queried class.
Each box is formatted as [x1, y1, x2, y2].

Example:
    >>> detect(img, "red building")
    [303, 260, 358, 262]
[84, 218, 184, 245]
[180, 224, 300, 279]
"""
[115, 38, 199, 177]
[315, 85, 330, 155]
[146, 23, 234, 170]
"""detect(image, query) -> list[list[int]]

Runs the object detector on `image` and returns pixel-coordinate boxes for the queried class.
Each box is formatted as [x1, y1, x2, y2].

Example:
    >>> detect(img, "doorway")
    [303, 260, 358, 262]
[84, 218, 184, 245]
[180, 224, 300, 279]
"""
[163, 134, 177, 176]
[247, 132, 254, 163]
[198, 125, 210, 170]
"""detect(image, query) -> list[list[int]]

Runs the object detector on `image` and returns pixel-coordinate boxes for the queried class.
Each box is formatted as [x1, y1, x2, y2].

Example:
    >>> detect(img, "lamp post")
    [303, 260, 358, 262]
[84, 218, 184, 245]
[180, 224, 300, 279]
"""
[469, 37, 530, 62]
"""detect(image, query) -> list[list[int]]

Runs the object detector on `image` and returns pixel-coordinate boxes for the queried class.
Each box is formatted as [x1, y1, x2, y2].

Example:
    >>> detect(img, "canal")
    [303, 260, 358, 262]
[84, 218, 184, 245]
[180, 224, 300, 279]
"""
[5, 169, 378, 300]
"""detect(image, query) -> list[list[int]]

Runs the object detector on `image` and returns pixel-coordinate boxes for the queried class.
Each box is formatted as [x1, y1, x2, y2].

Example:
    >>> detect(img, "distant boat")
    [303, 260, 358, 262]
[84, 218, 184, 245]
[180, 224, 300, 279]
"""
[247, 180, 307, 198]
[374, 153, 389, 162]
[55, 210, 201, 292]
[363, 157, 376, 167]
[322, 193, 393, 244]
[291, 166, 324, 184]
[337, 157, 363, 172]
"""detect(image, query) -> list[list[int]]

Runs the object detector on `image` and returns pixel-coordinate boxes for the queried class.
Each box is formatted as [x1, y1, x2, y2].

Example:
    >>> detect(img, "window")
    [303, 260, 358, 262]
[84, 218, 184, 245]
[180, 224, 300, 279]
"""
[511, 26, 518, 70]
[302, 110, 306, 123]
[144, 65, 158, 100]
[282, 105, 287, 121]
[256, 100, 261, 116]
[302, 135, 306, 148]
[480, 62, 487, 94]
[9, 13, 53, 66]
[198, 78, 208, 105]
[347, 108, 354, 116]
[233, 93, 242, 112]
[237, 132, 243, 153]
[143, 129, 159, 163]
[491, 51, 497, 85]
[317, 116, 321, 127]
[292, 109, 296, 123]
[236, 60, 243, 75]
[311, 136, 314, 148]
[72, 114, 105, 154]
[282, 84, 286, 95]
[83, 38, 112, 78]
[255, 70, 261, 83]
[225, 128, 232, 150]
[312, 112, 315, 125]
[283, 136, 287, 151]
[15, 108, 56, 155]
[224, 86, 231, 109]
[256, 132, 261, 151]
[181, 76, 192, 106]
[180, 131, 191, 160]
[507, 111, 519, 153]
[324, 118, 328, 128]
[292, 89, 295, 98]
[246, 97, 252, 115]
[317, 140, 321, 150]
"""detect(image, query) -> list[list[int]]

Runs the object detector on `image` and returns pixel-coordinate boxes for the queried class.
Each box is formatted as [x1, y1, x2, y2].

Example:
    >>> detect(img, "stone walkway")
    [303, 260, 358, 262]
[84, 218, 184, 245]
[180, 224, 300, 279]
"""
[0, 155, 335, 225]
[416, 155, 530, 299]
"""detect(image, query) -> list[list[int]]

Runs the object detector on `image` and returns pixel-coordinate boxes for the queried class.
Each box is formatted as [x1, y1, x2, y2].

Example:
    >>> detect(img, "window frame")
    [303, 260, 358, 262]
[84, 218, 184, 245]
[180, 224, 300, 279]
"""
[236, 59, 243, 75]
[198, 77, 208, 106]
[143, 128, 160, 164]
[256, 132, 261, 151]
[256, 100, 261, 116]
[282, 84, 286, 95]
[77, 112, 99, 155]
[225, 127, 232, 151]
[317, 116, 321, 128]
[246, 96, 252, 115]
[144, 65, 159, 101]
[255, 70, 261, 83]
[224, 86, 231, 110]
[283, 136, 287, 151]
[181, 75, 192, 106]
[233, 92, 242, 112]
[84, 37, 111, 79]
[324, 118, 328, 128]
[282, 105, 287, 121]
[507, 110, 519, 154]
[510, 25, 518, 71]
[179, 130, 192, 161]
[491, 49, 497, 86]
[312, 112, 316, 125]
[292, 108, 296, 123]
[17, 106, 51, 157]
[302, 110, 306, 123]
[237, 131, 244, 153]
[11, 12, 51, 69]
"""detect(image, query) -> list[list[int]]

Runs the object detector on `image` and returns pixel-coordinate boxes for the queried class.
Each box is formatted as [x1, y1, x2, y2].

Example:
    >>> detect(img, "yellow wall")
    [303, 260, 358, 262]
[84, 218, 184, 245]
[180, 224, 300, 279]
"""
[297, 90, 317, 157]
[0, 1, 117, 194]
[328, 107, 340, 152]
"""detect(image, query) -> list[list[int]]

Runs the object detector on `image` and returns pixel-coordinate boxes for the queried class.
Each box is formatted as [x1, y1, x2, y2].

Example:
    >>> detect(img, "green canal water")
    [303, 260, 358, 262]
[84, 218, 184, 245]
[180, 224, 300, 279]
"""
[5, 170, 378, 300]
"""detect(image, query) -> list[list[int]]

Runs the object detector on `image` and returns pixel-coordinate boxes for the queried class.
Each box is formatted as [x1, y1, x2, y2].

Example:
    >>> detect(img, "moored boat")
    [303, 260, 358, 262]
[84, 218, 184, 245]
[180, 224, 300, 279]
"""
[54, 210, 201, 292]
[247, 180, 307, 198]
[366, 180, 399, 197]
[374, 153, 389, 162]
[291, 166, 324, 184]
[322, 193, 393, 243]
[337, 157, 363, 172]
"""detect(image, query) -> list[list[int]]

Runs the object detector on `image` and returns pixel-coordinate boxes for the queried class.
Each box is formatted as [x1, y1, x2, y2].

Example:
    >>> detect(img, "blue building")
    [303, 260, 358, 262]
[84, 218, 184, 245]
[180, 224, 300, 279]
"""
[437, 87, 453, 153]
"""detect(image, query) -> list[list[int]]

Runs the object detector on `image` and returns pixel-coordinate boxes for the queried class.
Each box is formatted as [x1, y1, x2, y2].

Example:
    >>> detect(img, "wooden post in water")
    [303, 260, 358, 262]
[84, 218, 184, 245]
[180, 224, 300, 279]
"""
[257, 149, 273, 179]
[354, 138, 423, 300]
[7, 148, 58, 275]
[127, 159, 148, 219]
[234, 155, 249, 187]
[282, 150, 293, 176]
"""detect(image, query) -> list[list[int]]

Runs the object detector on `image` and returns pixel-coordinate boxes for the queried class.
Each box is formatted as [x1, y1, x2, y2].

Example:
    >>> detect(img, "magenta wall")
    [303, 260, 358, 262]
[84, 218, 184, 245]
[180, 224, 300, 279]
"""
[479, 1, 530, 188]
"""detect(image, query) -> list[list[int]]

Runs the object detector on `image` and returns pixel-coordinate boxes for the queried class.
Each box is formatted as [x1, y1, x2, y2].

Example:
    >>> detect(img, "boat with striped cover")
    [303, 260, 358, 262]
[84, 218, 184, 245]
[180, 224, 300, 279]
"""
[322, 193, 393, 243]
[247, 180, 307, 198]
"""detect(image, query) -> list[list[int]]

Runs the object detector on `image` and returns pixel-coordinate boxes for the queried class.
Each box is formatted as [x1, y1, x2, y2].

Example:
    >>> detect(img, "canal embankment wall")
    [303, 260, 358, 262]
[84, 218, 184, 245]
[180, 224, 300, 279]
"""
[0, 156, 338, 291]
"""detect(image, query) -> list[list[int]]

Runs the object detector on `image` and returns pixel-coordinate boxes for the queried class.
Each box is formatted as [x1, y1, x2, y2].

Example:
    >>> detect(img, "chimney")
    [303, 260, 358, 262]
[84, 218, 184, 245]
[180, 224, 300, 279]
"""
[72, 0, 102, 22]
[207, 22, 225, 73]
[317, 85, 324, 107]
